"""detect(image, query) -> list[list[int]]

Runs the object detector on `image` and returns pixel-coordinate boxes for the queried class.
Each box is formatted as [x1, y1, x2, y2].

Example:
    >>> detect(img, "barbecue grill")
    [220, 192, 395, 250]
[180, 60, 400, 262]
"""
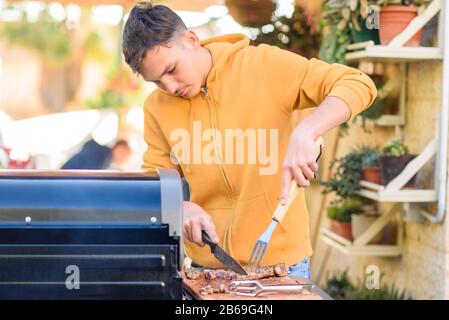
[0, 169, 184, 300]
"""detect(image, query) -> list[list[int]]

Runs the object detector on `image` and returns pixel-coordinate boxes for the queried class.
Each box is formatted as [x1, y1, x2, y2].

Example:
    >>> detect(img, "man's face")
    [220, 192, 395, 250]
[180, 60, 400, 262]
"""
[139, 31, 205, 99]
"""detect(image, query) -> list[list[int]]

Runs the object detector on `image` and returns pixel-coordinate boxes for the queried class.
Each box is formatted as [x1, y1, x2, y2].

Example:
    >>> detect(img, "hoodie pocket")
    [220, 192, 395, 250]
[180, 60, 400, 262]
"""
[229, 192, 288, 265]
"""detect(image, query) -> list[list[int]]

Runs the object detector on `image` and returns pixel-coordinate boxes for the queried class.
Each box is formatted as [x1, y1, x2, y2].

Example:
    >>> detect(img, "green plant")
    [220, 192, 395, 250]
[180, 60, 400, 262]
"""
[382, 140, 409, 156]
[345, 282, 410, 299]
[86, 89, 124, 110]
[318, 1, 351, 64]
[325, 270, 355, 299]
[361, 148, 380, 167]
[321, 145, 375, 198]
[0, 9, 72, 65]
[318, 0, 380, 64]
[325, 269, 412, 300]
[327, 197, 364, 222]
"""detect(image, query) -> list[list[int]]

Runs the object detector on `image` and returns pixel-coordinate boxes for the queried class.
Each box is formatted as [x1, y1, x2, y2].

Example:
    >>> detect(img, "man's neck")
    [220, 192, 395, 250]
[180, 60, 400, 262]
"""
[201, 46, 213, 88]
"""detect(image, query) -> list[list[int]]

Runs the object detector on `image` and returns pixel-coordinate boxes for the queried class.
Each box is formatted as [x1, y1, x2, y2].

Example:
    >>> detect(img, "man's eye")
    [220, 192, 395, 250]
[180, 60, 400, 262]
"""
[168, 67, 176, 74]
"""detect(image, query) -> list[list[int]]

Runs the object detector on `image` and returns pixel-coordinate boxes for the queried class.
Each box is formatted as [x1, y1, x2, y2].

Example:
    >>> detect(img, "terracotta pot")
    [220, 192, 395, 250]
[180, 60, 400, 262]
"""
[379, 5, 423, 46]
[330, 220, 353, 241]
[378, 155, 417, 186]
[362, 166, 382, 184]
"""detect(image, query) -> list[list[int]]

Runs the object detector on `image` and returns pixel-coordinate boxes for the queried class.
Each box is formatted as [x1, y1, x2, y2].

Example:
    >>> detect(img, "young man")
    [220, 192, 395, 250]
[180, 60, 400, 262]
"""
[122, 3, 376, 278]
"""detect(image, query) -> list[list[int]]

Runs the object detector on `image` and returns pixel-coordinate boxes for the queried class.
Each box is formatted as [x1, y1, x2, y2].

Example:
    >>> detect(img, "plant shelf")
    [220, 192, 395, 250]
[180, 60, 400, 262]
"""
[356, 139, 438, 203]
[356, 180, 437, 202]
[345, 0, 443, 63]
[320, 203, 403, 257]
[346, 43, 443, 62]
[320, 228, 402, 256]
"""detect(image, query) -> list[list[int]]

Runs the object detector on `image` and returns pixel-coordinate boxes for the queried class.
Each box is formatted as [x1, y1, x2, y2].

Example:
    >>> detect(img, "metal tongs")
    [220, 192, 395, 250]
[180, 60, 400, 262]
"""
[230, 280, 313, 297]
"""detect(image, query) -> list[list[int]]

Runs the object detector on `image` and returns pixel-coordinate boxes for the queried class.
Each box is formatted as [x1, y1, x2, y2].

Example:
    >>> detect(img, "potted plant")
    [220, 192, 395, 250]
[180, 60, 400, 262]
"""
[376, 0, 432, 46]
[321, 145, 381, 198]
[360, 147, 381, 184]
[327, 197, 364, 240]
[338, 0, 380, 44]
[319, 0, 380, 65]
[379, 139, 417, 186]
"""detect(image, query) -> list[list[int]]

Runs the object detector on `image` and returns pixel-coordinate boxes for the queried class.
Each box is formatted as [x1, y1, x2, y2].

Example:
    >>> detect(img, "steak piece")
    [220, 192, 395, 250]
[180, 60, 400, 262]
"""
[203, 269, 239, 281]
[184, 267, 201, 280]
[203, 263, 288, 280]
[186, 263, 290, 296]
[199, 283, 230, 295]
[274, 263, 289, 277]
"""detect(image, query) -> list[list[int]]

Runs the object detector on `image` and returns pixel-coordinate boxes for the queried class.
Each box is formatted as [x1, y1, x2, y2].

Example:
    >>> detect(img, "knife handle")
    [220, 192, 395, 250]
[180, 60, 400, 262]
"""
[201, 230, 216, 252]
[273, 137, 323, 223]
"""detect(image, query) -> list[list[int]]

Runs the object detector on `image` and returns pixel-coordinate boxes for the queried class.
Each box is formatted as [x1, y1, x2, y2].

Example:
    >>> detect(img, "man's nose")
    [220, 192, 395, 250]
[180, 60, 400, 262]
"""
[161, 81, 177, 95]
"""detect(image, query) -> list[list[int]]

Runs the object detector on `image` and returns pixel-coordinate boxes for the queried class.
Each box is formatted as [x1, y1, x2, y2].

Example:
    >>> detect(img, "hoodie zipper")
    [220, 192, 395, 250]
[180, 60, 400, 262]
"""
[203, 86, 235, 200]
[204, 86, 236, 254]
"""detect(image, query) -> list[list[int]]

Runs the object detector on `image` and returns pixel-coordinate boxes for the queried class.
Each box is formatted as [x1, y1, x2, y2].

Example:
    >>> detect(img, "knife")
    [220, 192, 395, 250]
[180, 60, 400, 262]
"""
[201, 230, 248, 275]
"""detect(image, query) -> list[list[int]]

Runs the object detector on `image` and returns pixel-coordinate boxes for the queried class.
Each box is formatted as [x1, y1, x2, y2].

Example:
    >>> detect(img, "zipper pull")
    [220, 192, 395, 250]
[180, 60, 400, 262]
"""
[204, 86, 209, 98]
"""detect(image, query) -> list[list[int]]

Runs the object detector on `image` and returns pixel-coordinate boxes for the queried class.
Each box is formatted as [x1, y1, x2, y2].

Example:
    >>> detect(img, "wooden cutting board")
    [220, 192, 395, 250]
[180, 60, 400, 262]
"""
[183, 276, 329, 300]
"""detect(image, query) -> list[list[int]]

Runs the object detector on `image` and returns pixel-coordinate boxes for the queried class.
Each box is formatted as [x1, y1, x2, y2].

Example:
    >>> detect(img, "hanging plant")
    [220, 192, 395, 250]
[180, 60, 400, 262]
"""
[225, 0, 277, 28]
[252, 4, 321, 59]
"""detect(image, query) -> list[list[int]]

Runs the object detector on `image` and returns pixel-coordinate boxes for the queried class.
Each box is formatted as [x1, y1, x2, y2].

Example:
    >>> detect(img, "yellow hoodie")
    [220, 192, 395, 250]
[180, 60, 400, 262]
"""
[142, 34, 377, 268]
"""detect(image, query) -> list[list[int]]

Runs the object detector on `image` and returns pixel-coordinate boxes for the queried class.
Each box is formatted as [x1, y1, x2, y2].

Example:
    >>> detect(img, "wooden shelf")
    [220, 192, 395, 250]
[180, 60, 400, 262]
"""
[346, 43, 443, 62]
[345, 0, 443, 63]
[356, 139, 438, 203]
[320, 228, 402, 257]
[356, 180, 438, 202]
[319, 204, 403, 257]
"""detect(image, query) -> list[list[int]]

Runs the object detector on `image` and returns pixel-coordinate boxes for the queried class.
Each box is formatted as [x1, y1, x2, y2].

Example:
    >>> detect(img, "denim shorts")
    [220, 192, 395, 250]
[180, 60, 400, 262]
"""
[287, 257, 311, 280]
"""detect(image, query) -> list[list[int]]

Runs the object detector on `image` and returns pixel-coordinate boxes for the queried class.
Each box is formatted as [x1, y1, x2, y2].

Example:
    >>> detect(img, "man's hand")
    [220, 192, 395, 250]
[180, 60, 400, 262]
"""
[183, 201, 219, 247]
[280, 130, 319, 205]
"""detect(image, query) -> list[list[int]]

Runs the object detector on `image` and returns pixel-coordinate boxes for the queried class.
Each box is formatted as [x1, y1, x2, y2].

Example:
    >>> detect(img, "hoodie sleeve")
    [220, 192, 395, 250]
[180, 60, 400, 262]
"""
[142, 95, 182, 175]
[262, 45, 377, 121]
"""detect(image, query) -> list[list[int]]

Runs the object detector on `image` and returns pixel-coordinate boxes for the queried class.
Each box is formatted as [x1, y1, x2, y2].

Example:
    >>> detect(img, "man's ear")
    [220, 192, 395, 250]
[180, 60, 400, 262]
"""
[181, 30, 200, 50]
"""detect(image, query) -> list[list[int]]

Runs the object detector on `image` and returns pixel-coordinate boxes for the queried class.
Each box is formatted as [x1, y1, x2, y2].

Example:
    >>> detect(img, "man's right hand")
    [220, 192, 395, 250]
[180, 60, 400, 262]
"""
[183, 201, 219, 247]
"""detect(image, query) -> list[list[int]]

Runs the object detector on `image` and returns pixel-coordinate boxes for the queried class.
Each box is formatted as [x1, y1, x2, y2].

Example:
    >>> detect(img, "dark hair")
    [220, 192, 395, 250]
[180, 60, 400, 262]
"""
[122, 2, 187, 74]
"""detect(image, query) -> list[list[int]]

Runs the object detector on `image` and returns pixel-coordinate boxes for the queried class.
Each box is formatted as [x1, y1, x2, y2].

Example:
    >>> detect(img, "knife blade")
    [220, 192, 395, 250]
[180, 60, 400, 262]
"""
[201, 230, 248, 275]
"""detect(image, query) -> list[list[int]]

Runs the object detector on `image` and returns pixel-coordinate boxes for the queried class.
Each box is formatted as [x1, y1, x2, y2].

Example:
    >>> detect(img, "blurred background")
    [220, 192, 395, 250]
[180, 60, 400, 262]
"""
[0, 0, 447, 300]
[0, 0, 321, 171]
